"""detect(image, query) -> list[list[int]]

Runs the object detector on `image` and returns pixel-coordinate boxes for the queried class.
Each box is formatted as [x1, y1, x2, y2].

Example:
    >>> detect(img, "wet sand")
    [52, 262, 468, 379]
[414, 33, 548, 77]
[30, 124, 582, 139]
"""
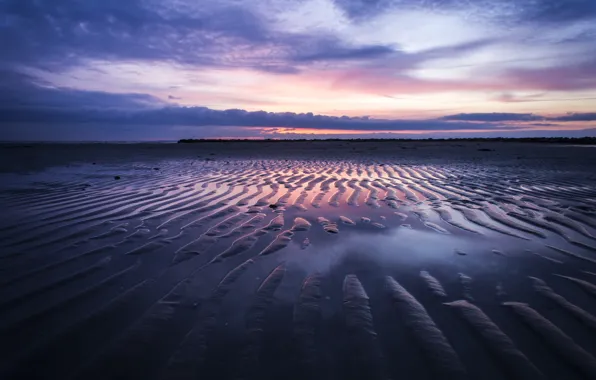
[1, 141, 596, 380]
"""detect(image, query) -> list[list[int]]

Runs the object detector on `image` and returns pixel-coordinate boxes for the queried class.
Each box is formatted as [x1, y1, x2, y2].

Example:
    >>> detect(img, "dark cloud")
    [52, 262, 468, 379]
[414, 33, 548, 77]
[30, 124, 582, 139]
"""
[0, 69, 164, 111]
[441, 113, 545, 122]
[5, 123, 593, 142]
[331, 0, 394, 20]
[549, 113, 596, 122]
[0, 0, 265, 69]
[441, 112, 596, 123]
[1, 0, 593, 73]
[0, 77, 592, 132]
[3, 87, 163, 111]
[0, 79, 518, 132]
[521, 0, 596, 23]
[0, 83, 593, 140]
[333, 0, 596, 29]
[528, 123, 558, 127]
[0, 103, 520, 131]
[0, 0, 538, 80]
[293, 43, 395, 62]
[0, 0, 403, 75]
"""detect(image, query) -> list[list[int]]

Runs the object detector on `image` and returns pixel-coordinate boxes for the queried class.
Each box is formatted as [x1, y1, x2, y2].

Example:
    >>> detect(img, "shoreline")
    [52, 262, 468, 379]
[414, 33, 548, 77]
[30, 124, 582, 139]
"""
[2, 140, 596, 174]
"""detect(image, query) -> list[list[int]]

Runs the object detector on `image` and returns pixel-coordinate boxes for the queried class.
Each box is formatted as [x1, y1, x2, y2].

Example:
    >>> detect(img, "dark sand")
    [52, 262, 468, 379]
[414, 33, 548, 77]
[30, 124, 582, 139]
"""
[1, 141, 596, 380]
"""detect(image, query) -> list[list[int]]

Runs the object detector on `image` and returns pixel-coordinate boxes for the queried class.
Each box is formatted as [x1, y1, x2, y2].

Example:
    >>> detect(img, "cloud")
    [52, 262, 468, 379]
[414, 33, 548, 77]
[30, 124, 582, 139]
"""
[503, 59, 596, 91]
[0, 0, 404, 75]
[323, 54, 596, 95]
[0, 69, 165, 111]
[549, 113, 596, 122]
[0, 76, 517, 132]
[0, 76, 592, 132]
[441, 112, 596, 123]
[520, 0, 596, 23]
[0, 0, 265, 69]
[492, 93, 596, 103]
[528, 123, 558, 127]
[0, 83, 593, 141]
[333, 0, 596, 25]
[292, 42, 395, 62]
[5, 123, 593, 142]
[441, 113, 545, 122]
[0, 103, 520, 132]
[2, 0, 595, 104]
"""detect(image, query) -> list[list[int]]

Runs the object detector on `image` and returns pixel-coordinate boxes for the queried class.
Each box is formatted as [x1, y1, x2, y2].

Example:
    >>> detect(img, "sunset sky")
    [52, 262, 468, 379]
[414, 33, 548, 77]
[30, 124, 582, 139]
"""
[1, 0, 595, 140]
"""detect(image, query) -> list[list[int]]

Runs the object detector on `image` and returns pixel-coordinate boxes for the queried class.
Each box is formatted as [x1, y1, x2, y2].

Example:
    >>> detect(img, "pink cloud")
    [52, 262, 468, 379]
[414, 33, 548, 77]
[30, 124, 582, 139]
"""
[304, 60, 596, 95]
[504, 60, 596, 91]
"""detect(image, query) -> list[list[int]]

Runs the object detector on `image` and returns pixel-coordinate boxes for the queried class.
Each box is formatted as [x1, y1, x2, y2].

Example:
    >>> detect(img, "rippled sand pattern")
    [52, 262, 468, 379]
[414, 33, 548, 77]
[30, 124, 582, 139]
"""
[1, 148, 596, 380]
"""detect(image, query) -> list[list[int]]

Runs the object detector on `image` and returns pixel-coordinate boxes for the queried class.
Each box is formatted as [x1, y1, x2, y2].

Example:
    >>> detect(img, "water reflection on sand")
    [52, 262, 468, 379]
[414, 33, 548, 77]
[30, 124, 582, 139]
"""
[1, 155, 596, 380]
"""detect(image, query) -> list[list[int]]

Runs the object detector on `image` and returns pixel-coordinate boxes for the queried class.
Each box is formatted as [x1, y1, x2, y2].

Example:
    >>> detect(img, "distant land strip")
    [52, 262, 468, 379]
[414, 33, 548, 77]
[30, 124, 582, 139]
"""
[178, 137, 596, 144]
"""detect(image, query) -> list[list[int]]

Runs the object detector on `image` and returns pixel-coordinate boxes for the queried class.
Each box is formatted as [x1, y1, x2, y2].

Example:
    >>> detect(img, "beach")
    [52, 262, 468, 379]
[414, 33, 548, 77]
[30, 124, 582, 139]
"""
[1, 141, 596, 380]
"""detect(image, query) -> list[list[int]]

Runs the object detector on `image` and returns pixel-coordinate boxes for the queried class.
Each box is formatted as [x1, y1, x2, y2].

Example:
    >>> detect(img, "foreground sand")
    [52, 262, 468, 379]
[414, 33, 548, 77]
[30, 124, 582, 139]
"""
[1, 141, 596, 380]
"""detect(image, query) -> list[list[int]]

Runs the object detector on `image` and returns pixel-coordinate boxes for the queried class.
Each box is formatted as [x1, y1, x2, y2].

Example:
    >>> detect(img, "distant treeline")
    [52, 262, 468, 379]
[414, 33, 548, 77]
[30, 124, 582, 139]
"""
[178, 137, 596, 144]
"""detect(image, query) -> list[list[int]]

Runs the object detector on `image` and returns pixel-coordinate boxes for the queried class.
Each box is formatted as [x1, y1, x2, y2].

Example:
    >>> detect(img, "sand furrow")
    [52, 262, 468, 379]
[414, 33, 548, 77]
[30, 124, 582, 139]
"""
[317, 216, 339, 234]
[0, 256, 111, 312]
[235, 263, 286, 379]
[554, 274, 596, 299]
[4, 186, 240, 254]
[529, 276, 596, 330]
[0, 260, 140, 333]
[347, 179, 362, 206]
[160, 260, 255, 380]
[482, 205, 547, 238]
[219, 213, 267, 239]
[386, 276, 466, 378]
[73, 292, 192, 379]
[433, 207, 482, 235]
[291, 217, 312, 231]
[1, 190, 160, 245]
[454, 206, 528, 239]
[503, 302, 596, 378]
[420, 271, 448, 297]
[180, 205, 242, 231]
[543, 213, 596, 239]
[342, 275, 388, 380]
[259, 230, 294, 256]
[154, 185, 243, 229]
[0, 244, 115, 287]
[0, 279, 156, 380]
[458, 273, 474, 302]
[211, 230, 268, 262]
[546, 245, 596, 265]
[311, 191, 325, 208]
[293, 273, 323, 378]
[445, 300, 544, 380]
[507, 211, 583, 242]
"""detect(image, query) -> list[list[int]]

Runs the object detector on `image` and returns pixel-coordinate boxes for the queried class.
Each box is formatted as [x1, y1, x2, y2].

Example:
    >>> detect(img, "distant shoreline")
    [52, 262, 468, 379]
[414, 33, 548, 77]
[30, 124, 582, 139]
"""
[178, 137, 596, 144]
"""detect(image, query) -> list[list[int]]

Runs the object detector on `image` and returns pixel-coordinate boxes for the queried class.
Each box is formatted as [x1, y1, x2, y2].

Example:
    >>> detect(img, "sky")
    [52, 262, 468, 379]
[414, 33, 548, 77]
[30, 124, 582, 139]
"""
[0, 0, 596, 140]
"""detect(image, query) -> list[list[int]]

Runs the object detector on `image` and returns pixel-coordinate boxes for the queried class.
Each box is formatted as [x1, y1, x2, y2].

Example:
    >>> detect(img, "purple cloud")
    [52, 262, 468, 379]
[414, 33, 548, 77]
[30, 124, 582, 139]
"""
[441, 113, 545, 122]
